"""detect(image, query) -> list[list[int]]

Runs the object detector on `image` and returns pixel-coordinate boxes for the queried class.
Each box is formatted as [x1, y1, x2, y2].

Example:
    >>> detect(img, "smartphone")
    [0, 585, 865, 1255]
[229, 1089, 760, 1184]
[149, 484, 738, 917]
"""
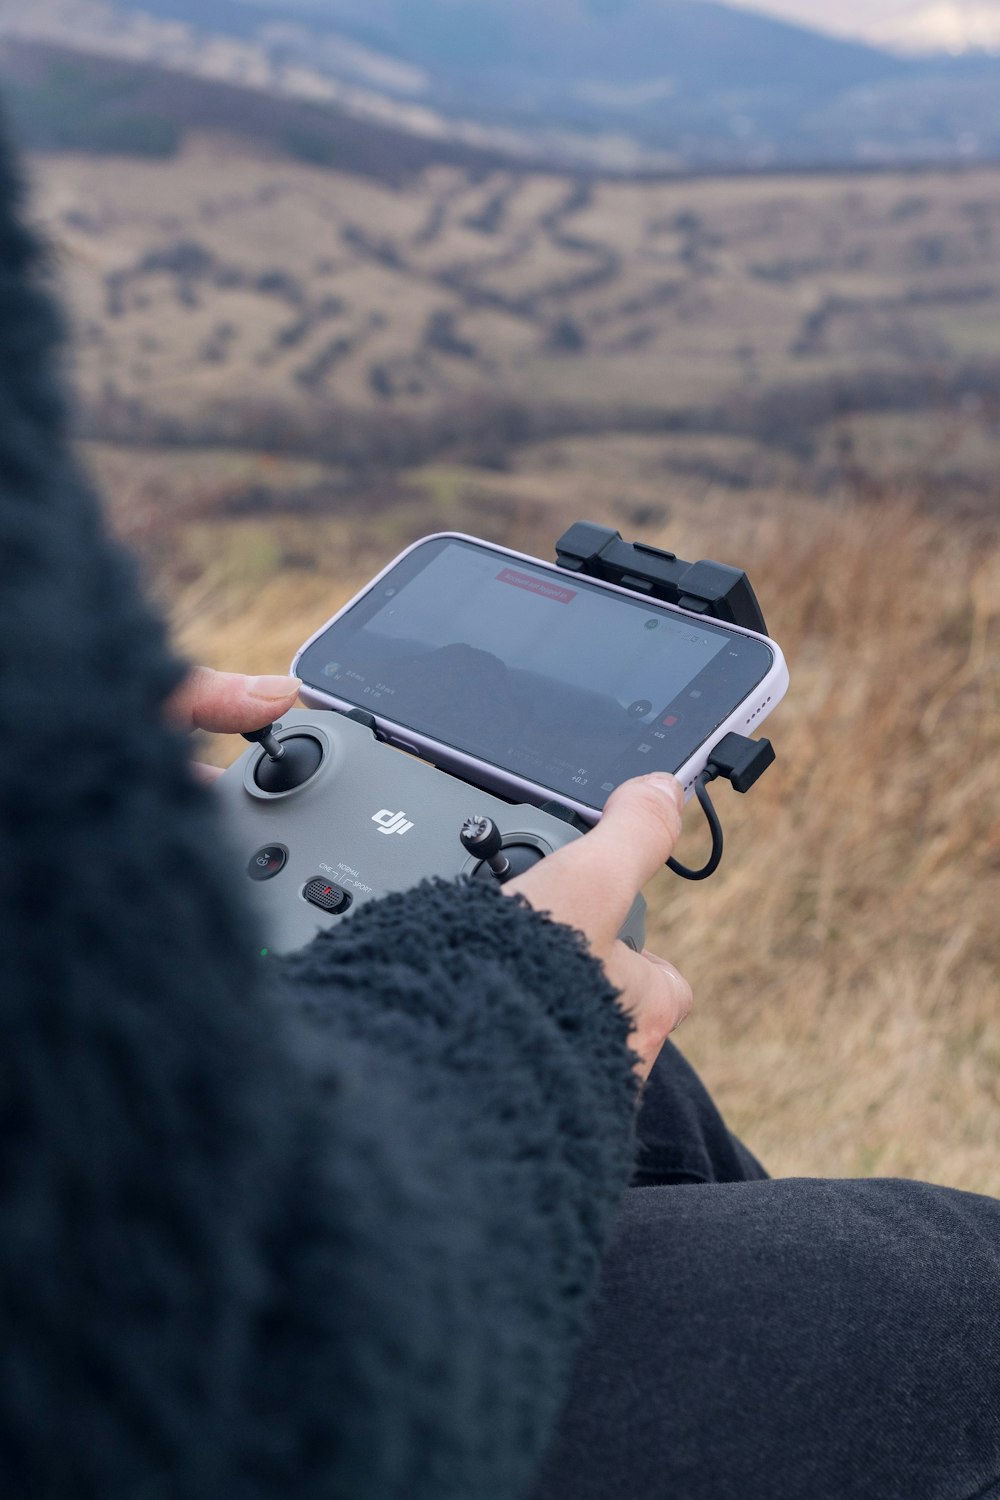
[293, 533, 788, 821]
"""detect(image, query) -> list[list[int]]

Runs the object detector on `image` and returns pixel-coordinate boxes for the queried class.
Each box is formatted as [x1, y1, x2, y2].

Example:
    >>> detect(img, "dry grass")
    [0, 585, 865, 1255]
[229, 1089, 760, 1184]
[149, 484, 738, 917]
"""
[114, 445, 1000, 1198]
[648, 497, 1000, 1193]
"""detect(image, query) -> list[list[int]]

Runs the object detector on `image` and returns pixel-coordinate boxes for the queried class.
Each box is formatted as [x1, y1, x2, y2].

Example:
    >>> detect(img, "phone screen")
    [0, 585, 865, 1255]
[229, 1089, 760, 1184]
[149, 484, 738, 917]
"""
[297, 537, 775, 810]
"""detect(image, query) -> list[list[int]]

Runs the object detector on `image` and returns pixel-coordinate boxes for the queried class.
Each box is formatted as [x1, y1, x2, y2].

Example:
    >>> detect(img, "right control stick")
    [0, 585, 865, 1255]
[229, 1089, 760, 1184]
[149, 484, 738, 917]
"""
[460, 815, 511, 880]
[460, 816, 548, 881]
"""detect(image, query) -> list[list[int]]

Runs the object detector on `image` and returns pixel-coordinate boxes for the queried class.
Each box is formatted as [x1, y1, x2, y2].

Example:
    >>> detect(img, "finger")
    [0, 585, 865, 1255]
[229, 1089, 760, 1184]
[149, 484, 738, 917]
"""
[511, 773, 683, 943]
[166, 667, 301, 734]
[190, 762, 224, 785]
[610, 943, 694, 1080]
[640, 949, 694, 1030]
[587, 774, 685, 890]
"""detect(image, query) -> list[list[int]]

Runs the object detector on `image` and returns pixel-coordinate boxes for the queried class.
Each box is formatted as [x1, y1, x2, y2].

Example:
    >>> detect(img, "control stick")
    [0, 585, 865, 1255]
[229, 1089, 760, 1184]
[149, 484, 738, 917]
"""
[242, 722, 323, 793]
[242, 724, 285, 760]
[460, 815, 511, 880]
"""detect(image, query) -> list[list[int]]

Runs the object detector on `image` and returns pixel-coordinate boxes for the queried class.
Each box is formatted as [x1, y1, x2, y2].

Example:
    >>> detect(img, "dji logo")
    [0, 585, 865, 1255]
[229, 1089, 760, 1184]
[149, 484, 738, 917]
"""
[372, 808, 414, 837]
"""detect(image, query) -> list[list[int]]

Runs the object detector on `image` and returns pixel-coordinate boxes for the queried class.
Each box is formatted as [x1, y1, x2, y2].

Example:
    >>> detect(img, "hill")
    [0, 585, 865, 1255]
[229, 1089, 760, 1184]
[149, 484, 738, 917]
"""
[20, 121, 1000, 519]
[0, 39, 514, 184]
[5, 0, 1000, 168]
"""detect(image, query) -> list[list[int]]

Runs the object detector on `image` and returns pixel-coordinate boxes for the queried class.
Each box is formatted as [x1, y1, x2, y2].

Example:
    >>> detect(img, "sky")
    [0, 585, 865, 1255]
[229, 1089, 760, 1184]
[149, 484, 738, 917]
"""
[718, 1, 1000, 53]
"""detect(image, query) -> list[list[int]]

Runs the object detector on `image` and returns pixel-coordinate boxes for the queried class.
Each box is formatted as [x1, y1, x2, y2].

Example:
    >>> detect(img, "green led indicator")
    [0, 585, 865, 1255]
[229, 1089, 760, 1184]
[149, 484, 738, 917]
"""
[260, 947, 269, 957]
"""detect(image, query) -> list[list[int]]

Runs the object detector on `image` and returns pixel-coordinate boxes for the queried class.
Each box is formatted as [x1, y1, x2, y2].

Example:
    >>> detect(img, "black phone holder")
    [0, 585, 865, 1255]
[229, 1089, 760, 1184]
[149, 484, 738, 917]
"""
[554, 520, 768, 633]
[550, 521, 776, 881]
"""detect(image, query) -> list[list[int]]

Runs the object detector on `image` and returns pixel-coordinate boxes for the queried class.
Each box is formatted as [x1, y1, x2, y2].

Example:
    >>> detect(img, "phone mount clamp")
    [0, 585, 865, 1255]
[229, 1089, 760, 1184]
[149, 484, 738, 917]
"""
[553, 522, 777, 881]
[554, 520, 769, 633]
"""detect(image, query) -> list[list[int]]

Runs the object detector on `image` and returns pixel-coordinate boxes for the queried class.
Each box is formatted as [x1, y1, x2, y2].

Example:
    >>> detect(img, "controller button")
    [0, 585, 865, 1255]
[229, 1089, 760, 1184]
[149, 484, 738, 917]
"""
[248, 845, 288, 881]
[303, 878, 352, 914]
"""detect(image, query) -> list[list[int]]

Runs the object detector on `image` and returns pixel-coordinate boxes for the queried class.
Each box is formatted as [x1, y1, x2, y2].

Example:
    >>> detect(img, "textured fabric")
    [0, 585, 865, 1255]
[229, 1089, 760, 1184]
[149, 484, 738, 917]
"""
[534, 1178, 1000, 1500]
[536, 1045, 1000, 1500]
[632, 1039, 769, 1186]
[0, 119, 639, 1500]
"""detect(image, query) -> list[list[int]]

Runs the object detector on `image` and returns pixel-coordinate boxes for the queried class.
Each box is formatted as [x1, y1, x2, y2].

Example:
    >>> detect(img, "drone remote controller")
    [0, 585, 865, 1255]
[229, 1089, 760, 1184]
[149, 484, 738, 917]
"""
[215, 709, 646, 956]
[216, 521, 778, 953]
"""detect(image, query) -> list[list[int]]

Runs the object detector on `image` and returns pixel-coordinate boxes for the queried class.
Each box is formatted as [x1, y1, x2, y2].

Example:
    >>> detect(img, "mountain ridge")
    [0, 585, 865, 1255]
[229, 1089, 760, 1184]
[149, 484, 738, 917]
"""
[4, 0, 1000, 169]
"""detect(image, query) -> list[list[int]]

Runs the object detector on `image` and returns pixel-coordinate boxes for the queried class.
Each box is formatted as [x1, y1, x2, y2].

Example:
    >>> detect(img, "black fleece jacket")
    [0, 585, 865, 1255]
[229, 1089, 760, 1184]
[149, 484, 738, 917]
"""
[0, 124, 639, 1498]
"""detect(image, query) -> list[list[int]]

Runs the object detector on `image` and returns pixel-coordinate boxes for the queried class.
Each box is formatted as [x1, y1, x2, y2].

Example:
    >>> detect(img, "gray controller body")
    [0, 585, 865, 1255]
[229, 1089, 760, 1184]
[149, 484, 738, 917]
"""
[214, 710, 646, 956]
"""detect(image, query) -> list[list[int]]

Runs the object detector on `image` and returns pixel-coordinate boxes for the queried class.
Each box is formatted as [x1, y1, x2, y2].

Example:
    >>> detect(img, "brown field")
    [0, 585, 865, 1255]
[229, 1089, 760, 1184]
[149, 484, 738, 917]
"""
[28, 139, 1000, 515]
[30, 135, 999, 1196]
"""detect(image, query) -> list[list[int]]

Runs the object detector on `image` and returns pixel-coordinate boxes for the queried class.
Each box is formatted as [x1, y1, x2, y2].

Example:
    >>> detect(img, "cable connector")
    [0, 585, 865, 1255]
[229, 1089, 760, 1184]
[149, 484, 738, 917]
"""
[667, 735, 775, 881]
[706, 733, 775, 795]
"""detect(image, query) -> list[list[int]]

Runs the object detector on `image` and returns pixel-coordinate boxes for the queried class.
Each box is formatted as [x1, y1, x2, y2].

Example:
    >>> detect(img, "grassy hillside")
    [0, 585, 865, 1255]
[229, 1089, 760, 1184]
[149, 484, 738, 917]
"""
[22, 138, 1000, 516]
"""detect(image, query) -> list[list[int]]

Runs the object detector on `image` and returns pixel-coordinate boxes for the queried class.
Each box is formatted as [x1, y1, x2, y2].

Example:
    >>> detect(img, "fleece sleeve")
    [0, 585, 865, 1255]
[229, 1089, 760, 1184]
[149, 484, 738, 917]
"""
[0, 117, 635, 1500]
[254, 876, 639, 1500]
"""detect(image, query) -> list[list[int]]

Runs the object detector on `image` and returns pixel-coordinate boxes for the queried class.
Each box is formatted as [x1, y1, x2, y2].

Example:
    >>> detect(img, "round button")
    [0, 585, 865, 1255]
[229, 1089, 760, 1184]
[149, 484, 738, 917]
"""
[628, 698, 653, 718]
[248, 845, 288, 881]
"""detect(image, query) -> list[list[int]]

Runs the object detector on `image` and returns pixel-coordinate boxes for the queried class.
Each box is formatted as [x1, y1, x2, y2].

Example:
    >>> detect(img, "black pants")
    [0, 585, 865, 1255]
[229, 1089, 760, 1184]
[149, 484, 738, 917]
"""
[532, 1044, 1000, 1500]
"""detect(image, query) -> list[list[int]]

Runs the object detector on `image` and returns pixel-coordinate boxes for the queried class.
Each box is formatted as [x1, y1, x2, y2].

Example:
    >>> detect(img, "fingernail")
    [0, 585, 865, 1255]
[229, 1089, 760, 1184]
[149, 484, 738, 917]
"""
[644, 772, 684, 809]
[247, 674, 301, 700]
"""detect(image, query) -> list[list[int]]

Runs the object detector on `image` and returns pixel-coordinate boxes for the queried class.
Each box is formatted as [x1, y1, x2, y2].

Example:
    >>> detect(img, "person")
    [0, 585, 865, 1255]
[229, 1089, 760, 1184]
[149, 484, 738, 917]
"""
[1, 116, 998, 1500]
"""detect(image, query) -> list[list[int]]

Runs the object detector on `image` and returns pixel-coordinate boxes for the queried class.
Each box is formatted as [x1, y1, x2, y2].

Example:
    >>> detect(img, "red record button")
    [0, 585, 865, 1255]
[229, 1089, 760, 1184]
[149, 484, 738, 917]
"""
[248, 845, 288, 881]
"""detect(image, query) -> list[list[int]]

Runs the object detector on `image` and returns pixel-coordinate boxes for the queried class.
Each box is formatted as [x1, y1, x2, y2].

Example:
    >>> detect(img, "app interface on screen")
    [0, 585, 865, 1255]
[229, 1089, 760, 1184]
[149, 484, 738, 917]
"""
[307, 542, 766, 806]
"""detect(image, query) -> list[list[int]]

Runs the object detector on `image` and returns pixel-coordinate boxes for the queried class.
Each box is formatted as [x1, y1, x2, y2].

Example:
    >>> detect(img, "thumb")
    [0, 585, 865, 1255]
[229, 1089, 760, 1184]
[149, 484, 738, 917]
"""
[511, 772, 684, 946]
[582, 773, 685, 901]
[166, 667, 302, 733]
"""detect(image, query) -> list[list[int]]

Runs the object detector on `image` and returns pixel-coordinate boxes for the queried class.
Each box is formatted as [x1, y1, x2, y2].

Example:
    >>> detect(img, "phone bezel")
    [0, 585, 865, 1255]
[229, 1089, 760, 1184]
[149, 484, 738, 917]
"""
[292, 531, 789, 819]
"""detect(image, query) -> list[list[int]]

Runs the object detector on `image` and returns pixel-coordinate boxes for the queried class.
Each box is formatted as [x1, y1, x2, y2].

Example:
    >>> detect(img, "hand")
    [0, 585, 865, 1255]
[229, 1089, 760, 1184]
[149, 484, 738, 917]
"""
[505, 774, 692, 1082]
[166, 667, 302, 783]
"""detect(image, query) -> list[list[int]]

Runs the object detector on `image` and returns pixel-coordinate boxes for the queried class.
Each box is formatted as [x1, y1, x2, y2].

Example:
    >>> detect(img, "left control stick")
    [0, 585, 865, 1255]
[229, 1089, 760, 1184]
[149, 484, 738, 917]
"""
[242, 724, 285, 760]
[242, 723, 323, 793]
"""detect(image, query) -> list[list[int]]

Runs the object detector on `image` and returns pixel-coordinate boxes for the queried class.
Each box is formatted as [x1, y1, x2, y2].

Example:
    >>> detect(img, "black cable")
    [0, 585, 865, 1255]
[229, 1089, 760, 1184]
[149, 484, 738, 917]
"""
[667, 767, 724, 881]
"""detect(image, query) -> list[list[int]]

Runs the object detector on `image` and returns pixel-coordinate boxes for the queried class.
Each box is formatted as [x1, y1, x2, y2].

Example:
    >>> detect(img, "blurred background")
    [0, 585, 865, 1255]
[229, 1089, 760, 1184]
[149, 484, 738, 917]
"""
[3, 0, 997, 1189]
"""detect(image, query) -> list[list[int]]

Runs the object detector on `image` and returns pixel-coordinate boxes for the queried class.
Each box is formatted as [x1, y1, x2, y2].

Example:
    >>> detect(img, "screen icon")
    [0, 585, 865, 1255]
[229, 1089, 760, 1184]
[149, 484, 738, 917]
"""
[628, 699, 653, 717]
[661, 713, 682, 728]
[644, 619, 660, 631]
[637, 744, 652, 754]
[322, 661, 341, 677]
